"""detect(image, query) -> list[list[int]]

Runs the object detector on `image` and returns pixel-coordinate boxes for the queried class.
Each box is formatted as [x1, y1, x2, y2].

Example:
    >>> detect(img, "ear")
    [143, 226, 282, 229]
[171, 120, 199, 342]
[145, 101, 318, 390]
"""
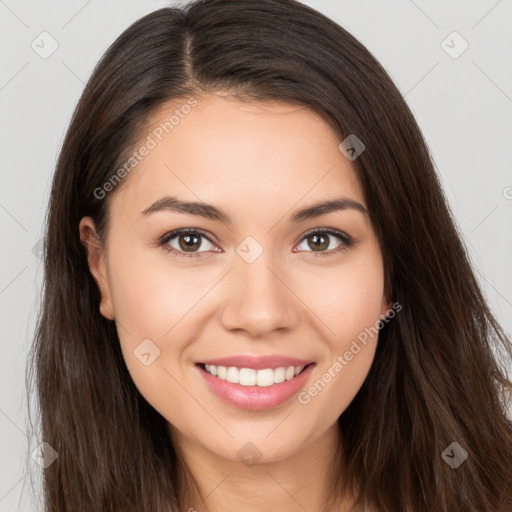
[79, 217, 115, 320]
[380, 295, 393, 320]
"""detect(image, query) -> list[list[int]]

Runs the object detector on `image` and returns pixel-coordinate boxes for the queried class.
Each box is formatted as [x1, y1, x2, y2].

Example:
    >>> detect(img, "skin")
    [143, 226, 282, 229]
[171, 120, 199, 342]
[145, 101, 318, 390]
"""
[80, 92, 391, 512]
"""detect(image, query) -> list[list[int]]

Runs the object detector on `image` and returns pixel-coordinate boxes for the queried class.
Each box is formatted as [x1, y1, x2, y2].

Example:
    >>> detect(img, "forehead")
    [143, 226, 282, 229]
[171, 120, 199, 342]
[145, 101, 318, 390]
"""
[109, 93, 366, 222]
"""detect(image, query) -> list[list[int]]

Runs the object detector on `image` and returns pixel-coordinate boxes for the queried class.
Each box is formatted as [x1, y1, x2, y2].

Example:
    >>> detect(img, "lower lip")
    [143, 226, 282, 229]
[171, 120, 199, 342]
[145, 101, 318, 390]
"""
[195, 363, 316, 411]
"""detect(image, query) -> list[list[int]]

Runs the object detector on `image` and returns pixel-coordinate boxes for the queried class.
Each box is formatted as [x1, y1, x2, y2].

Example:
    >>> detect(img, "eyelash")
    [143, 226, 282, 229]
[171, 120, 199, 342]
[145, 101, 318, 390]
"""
[158, 227, 355, 259]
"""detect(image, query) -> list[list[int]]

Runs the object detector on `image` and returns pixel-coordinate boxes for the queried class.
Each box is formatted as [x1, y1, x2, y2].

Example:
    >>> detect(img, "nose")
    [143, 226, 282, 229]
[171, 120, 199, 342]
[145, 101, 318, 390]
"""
[219, 254, 300, 338]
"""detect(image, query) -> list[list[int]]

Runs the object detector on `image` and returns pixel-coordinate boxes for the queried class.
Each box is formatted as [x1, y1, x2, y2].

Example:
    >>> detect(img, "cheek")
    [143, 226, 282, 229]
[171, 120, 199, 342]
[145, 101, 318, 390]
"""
[293, 251, 384, 413]
[297, 263, 383, 417]
[295, 252, 385, 346]
[107, 246, 224, 400]
[108, 246, 211, 338]
[106, 248, 202, 415]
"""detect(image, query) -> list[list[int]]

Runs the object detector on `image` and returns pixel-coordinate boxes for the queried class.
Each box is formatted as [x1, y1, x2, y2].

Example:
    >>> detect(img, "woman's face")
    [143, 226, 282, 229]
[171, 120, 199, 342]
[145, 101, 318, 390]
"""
[80, 93, 390, 464]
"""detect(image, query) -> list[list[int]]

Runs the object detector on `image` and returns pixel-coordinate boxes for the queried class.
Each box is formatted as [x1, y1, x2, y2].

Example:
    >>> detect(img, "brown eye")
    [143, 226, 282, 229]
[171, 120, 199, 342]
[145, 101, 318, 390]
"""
[306, 233, 330, 252]
[160, 229, 219, 258]
[294, 228, 354, 256]
[177, 233, 203, 252]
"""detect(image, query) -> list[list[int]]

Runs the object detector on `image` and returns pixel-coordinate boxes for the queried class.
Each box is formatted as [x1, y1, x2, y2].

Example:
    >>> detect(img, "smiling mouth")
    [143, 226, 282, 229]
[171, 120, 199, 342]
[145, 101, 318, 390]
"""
[197, 363, 314, 387]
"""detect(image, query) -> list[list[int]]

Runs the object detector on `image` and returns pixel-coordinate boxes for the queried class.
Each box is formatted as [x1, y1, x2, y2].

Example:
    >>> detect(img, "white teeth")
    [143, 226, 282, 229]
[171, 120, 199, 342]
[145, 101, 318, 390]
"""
[239, 368, 256, 386]
[256, 368, 274, 387]
[217, 366, 227, 380]
[226, 367, 239, 384]
[274, 367, 286, 383]
[203, 364, 306, 386]
[205, 364, 217, 376]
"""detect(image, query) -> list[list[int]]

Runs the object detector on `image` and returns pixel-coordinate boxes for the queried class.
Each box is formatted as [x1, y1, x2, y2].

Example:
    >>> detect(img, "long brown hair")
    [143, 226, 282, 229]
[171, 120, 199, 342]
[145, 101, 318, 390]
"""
[27, 1, 512, 510]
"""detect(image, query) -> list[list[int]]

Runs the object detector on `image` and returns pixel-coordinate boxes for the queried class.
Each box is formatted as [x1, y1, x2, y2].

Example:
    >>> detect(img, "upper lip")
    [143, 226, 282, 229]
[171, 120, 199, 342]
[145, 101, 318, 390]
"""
[197, 355, 314, 370]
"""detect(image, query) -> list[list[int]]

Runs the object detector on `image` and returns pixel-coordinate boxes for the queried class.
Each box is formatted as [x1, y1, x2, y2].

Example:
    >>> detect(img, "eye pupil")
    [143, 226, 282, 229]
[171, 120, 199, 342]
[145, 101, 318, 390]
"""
[308, 234, 329, 251]
[179, 234, 201, 252]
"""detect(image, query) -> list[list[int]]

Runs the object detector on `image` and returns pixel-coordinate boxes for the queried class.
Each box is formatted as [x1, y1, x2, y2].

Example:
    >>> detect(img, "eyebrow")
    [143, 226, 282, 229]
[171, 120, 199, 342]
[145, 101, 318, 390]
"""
[140, 196, 368, 223]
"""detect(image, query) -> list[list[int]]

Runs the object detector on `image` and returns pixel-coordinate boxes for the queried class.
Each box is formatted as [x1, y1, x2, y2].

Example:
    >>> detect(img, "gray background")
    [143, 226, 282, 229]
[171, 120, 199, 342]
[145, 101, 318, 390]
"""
[1, 1, 511, 510]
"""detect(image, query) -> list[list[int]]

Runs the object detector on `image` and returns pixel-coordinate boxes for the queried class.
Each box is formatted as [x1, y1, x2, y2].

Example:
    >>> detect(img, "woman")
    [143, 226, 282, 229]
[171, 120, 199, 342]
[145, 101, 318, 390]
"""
[27, 0, 512, 511]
